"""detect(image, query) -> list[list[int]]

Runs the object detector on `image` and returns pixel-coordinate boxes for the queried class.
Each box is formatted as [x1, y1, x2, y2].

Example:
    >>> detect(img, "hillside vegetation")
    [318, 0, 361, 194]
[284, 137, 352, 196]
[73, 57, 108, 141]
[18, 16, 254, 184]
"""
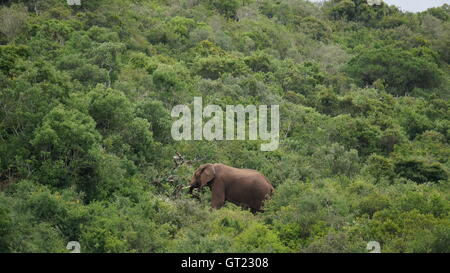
[0, 0, 449, 253]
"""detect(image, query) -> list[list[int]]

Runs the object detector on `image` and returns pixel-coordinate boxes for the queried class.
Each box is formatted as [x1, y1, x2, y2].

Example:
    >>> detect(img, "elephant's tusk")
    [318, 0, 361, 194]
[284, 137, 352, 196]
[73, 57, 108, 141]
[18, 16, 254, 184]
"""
[181, 186, 191, 190]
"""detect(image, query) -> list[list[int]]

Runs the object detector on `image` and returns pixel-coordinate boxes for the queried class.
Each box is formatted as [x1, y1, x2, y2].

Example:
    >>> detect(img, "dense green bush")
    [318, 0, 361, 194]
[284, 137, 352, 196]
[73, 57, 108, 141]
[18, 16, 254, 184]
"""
[0, 0, 448, 253]
[346, 46, 443, 95]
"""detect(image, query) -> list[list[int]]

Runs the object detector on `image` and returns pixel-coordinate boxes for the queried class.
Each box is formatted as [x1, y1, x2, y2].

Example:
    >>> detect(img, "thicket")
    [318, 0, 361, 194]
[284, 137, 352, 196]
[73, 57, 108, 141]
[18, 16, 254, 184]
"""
[0, 0, 449, 253]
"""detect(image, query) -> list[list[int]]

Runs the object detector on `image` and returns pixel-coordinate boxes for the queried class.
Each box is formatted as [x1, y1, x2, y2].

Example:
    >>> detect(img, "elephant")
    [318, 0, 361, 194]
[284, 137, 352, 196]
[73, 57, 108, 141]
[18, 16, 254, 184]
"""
[188, 163, 274, 213]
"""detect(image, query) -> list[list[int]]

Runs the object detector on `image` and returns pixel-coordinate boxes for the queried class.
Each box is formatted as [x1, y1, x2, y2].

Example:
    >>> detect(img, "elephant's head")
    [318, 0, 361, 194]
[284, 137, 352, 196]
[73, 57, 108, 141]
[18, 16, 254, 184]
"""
[189, 164, 215, 194]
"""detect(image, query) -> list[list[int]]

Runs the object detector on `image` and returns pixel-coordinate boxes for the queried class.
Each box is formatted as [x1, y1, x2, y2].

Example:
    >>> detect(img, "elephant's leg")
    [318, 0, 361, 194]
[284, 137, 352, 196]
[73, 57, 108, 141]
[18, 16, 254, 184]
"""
[250, 208, 264, 214]
[211, 187, 225, 209]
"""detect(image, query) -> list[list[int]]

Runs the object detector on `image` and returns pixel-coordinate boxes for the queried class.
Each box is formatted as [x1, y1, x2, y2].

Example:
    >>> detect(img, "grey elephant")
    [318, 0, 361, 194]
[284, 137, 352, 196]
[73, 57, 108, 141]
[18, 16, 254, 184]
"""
[188, 163, 274, 213]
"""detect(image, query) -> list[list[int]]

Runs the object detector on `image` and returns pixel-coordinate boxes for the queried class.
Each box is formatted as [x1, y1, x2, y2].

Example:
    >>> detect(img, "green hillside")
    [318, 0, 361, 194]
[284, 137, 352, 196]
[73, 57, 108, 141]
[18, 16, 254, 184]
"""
[0, 0, 449, 253]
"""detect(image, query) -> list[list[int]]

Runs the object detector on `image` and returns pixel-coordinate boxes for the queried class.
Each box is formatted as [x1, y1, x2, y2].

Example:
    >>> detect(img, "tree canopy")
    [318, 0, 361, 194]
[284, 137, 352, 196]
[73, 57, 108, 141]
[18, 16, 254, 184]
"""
[0, 0, 449, 253]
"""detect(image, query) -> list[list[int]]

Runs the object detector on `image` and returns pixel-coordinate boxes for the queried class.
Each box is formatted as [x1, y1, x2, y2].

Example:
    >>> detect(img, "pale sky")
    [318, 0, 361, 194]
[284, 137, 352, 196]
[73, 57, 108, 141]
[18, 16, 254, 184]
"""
[308, 0, 450, 12]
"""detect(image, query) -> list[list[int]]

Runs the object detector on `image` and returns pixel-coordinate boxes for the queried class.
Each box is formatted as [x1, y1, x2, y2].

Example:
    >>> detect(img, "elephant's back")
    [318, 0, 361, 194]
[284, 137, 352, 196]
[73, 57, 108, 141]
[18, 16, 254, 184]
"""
[216, 164, 268, 180]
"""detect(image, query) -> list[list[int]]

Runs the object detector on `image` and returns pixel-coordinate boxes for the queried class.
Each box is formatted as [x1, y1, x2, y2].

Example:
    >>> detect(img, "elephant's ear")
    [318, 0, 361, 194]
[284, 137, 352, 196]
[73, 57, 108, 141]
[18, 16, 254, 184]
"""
[200, 164, 215, 187]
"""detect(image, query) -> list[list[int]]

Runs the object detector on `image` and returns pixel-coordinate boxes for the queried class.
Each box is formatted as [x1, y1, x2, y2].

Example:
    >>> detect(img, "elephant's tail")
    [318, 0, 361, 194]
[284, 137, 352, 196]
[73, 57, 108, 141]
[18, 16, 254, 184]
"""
[268, 184, 274, 197]
[264, 177, 274, 196]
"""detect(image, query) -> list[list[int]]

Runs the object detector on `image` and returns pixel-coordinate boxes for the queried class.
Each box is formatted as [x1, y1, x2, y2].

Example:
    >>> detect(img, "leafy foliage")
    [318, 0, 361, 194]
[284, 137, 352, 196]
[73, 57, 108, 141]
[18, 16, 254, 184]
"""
[0, 0, 449, 253]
